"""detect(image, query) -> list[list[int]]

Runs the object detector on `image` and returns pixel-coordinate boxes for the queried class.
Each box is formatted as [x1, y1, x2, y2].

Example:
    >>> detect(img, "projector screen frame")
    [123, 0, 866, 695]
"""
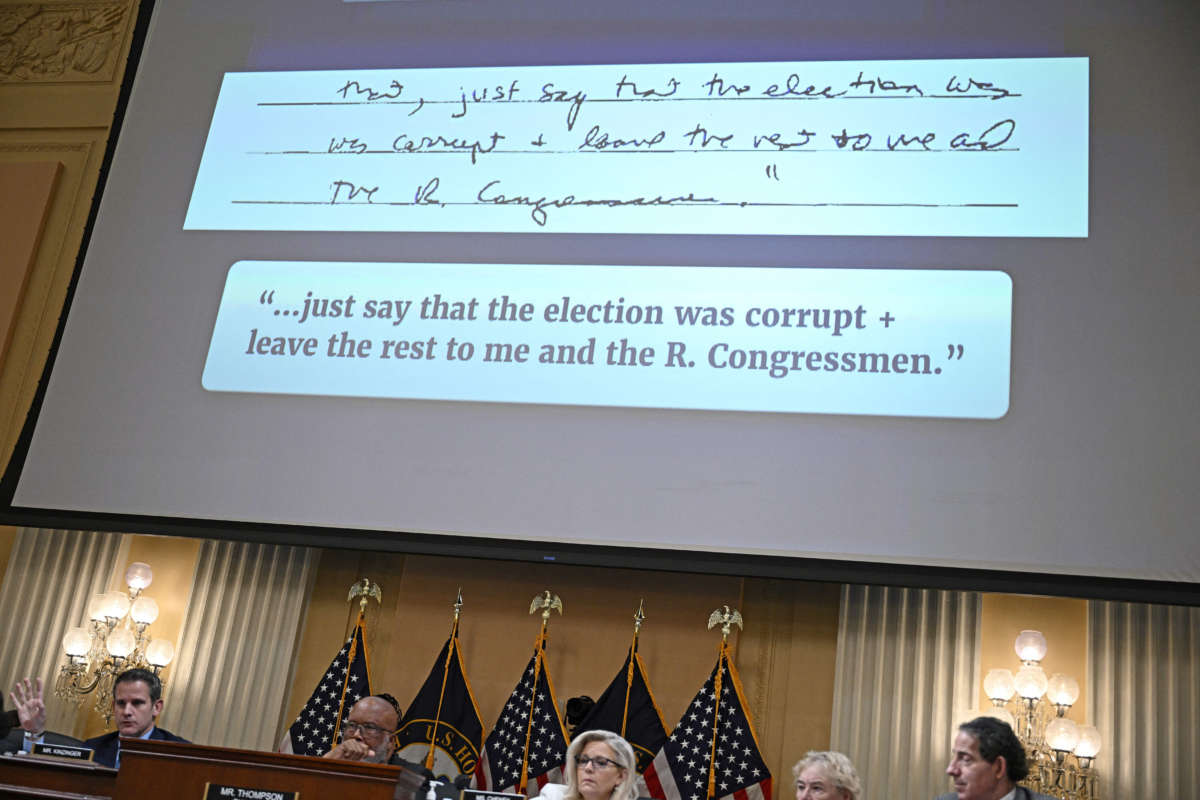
[1, 493, 1197, 607]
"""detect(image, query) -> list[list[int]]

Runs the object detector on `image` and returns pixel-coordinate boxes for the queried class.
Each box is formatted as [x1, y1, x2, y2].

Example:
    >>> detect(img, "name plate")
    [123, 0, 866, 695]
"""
[31, 742, 93, 761]
[203, 784, 298, 800]
[460, 790, 525, 800]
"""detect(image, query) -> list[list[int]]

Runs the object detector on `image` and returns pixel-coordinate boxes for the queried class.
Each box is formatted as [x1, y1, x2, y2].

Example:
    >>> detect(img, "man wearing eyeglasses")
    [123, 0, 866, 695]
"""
[322, 695, 405, 765]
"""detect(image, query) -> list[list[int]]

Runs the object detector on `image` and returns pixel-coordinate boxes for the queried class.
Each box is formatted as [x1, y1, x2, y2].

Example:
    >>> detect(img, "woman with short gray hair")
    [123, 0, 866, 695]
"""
[792, 750, 862, 800]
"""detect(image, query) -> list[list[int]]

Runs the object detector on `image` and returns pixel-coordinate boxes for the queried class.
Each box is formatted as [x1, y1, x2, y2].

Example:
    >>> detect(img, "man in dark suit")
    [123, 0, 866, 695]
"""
[81, 668, 188, 768]
[936, 716, 1054, 800]
[12, 668, 187, 768]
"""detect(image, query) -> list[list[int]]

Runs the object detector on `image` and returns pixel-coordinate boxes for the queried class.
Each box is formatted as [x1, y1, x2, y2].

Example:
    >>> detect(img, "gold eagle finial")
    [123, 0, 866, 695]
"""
[707, 605, 743, 637]
[529, 590, 563, 620]
[347, 578, 382, 612]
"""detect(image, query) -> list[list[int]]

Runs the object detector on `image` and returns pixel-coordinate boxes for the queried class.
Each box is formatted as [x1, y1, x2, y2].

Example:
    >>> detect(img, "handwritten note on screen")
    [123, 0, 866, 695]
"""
[183, 58, 1087, 237]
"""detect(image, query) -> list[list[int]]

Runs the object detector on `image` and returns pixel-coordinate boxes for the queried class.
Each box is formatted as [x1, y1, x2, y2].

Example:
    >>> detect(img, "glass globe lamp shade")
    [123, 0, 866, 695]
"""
[1045, 717, 1080, 752]
[1047, 673, 1080, 706]
[103, 591, 131, 620]
[983, 668, 1016, 701]
[1014, 665, 1048, 699]
[62, 627, 92, 657]
[145, 638, 175, 667]
[106, 627, 136, 658]
[130, 596, 159, 625]
[124, 562, 154, 591]
[1074, 725, 1102, 758]
[88, 594, 109, 622]
[1014, 629, 1048, 662]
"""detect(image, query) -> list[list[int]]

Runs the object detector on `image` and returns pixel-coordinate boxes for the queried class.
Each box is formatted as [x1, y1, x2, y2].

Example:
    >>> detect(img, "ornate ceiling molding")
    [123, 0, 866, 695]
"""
[0, 2, 129, 83]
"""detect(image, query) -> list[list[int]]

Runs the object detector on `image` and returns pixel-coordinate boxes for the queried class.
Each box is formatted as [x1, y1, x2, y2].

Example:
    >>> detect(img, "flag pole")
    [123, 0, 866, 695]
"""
[521, 590, 563, 794]
[334, 578, 381, 747]
[705, 606, 743, 800]
[425, 587, 464, 769]
[621, 599, 646, 736]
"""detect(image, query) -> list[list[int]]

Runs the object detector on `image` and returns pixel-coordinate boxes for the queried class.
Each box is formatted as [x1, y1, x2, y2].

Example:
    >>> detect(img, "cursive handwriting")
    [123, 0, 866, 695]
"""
[330, 179, 378, 203]
[763, 74, 847, 99]
[703, 73, 752, 97]
[950, 119, 1015, 150]
[945, 75, 1014, 100]
[337, 79, 403, 101]
[392, 131, 505, 164]
[329, 136, 368, 154]
[539, 83, 587, 130]
[752, 130, 817, 149]
[476, 179, 717, 227]
[615, 74, 680, 98]
[849, 71, 923, 96]
[579, 125, 666, 150]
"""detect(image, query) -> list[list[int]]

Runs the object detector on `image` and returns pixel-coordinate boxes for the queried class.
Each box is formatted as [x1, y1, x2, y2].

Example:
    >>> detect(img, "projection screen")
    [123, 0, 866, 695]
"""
[3, 0, 1198, 601]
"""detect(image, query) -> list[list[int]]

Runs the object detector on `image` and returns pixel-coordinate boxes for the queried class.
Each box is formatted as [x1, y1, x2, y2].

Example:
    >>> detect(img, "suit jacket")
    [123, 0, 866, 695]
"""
[935, 788, 1056, 800]
[83, 726, 189, 768]
[0, 709, 18, 739]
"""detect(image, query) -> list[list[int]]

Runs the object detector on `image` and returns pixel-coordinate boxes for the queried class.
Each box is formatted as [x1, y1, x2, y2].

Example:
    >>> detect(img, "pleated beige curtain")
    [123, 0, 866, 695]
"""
[831, 584, 980, 800]
[0, 528, 125, 736]
[162, 538, 316, 751]
[1089, 599, 1200, 797]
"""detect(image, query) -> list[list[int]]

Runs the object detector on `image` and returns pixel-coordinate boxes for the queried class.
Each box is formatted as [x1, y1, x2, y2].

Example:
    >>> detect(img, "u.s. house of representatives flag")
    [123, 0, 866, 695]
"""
[642, 645, 772, 800]
[278, 617, 372, 756]
[476, 643, 569, 794]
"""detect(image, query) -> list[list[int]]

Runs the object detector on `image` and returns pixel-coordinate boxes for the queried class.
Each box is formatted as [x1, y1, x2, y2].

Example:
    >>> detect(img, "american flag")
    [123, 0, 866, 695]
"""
[278, 616, 372, 756]
[642, 644, 771, 800]
[477, 640, 568, 794]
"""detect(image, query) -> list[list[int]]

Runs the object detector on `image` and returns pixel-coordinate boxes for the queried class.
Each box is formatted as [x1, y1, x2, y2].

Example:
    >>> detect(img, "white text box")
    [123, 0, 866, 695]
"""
[203, 262, 1012, 419]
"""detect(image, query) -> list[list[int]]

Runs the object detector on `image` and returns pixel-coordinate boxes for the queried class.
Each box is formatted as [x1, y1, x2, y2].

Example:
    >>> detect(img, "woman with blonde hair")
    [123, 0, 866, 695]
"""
[792, 750, 862, 800]
[538, 729, 638, 800]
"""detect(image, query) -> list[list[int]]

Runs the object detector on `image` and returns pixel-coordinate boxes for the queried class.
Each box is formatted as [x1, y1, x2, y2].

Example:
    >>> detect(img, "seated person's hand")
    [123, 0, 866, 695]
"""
[9, 678, 46, 735]
[323, 738, 378, 761]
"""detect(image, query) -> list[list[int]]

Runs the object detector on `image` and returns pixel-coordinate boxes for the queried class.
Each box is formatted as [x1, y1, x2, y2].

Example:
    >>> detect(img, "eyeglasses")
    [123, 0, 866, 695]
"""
[795, 780, 836, 798]
[342, 721, 393, 738]
[576, 755, 623, 770]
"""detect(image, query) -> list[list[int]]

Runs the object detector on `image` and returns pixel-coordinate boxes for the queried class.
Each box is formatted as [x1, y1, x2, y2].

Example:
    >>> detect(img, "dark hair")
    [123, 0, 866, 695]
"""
[958, 716, 1028, 782]
[373, 693, 403, 727]
[565, 695, 595, 735]
[114, 668, 162, 703]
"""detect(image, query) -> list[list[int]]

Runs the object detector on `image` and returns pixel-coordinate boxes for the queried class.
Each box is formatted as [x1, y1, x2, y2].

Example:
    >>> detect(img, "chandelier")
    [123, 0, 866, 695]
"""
[982, 630, 1102, 800]
[55, 562, 176, 725]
